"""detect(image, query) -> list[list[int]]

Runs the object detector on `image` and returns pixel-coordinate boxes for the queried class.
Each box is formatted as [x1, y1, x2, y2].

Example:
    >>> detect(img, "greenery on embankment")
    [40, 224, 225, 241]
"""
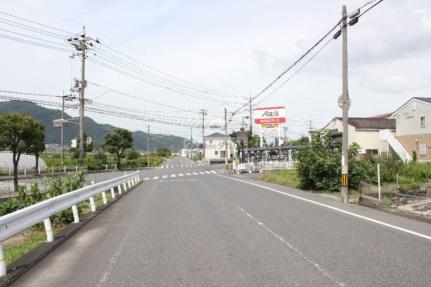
[262, 169, 300, 188]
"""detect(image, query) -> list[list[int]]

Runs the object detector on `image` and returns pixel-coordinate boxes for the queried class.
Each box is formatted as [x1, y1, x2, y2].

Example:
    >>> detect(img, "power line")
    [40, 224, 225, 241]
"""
[0, 9, 74, 35]
[255, 37, 335, 106]
[231, 18, 343, 117]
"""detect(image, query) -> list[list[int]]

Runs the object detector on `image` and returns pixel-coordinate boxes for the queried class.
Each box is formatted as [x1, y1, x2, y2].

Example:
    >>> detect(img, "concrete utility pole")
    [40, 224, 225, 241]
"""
[340, 5, 350, 203]
[60, 93, 65, 166]
[68, 27, 99, 166]
[224, 107, 228, 171]
[249, 94, 253, 135]
[199, 109, 207, 159]
[147, 125, 150, 167]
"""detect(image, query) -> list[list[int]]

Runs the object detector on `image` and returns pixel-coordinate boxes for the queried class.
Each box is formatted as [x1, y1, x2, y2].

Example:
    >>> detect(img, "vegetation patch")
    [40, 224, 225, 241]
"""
[262, 169, 300, 188]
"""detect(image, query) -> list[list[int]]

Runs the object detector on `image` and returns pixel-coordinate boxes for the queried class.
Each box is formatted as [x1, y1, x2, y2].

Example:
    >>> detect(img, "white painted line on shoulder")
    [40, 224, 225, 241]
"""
[216, 174, 431, 242]
[153, 176, 159, 180]
[143, 177, 150, 181]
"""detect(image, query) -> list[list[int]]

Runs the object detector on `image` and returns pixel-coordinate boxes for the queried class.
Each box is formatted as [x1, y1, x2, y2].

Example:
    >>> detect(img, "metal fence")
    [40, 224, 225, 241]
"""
[233, 161, 296, 173]
[0, 170, 140, 276]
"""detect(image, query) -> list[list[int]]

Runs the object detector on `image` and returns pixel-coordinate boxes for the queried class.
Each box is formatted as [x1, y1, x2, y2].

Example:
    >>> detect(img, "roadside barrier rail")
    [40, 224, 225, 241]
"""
[0, 171, 141, 276]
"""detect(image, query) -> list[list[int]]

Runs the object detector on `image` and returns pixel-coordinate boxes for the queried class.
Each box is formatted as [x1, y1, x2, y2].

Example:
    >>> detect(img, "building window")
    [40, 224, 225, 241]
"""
[366, 149, 378, 155]
[420, 116, 425, 128]
[214, 150, 218, 155]
[209, 140, 213, 144]
[220, 151, 226, 158]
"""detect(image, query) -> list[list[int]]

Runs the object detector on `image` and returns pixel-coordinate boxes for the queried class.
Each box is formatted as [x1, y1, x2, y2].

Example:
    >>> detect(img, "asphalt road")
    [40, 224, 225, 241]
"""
[13, 157, 431, 286]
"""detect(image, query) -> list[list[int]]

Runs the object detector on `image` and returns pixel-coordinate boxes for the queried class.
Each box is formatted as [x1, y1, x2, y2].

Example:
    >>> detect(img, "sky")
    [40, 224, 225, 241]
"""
[1, 0, 430, 143]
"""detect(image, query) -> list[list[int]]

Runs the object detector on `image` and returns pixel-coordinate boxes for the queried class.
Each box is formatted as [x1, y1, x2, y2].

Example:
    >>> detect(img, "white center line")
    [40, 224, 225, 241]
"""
[162, 175, 168, 179]
[205, 171, 211, 174]
[186, 173, 191, 176]
[179, 173, 184, 177]
[216, 174, 431, 242]
[199, 171, 204, 175]
[192, 172, 198, 175]
[171, 174, 176, 178]
[143, 177, 150, 181]
[237, 206, 344, 287]
[153, 176, 159, 180]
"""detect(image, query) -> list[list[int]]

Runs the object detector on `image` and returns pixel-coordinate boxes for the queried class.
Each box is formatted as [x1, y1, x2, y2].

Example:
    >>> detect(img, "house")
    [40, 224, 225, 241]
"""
[389, 97, 431, 161]
[204, 132, 236, 163]
[321, 116, 396, 156]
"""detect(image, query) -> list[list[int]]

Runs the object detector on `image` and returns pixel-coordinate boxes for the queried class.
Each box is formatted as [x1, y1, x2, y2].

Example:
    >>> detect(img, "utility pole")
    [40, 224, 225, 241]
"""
[283, 126, 288, 143]
[68, 27, 99, 166]
[199, 109, 207, 159]
[340, 5, 350, 203]
[224, 107, 228, 171]
[249, 94, 253, 135]
[60, 93, 65, 166]
[147, 125, 150, 167]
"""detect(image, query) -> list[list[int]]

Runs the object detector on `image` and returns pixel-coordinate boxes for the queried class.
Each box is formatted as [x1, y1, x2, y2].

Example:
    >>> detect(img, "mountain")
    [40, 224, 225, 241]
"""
[0, 101, 187, 151]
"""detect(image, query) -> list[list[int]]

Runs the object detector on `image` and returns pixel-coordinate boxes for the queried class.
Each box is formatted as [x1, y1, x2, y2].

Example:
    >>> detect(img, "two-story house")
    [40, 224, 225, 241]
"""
[389, 97, 431, 161]
[321, 116, 396, 156]
[204, 132, 236, 163]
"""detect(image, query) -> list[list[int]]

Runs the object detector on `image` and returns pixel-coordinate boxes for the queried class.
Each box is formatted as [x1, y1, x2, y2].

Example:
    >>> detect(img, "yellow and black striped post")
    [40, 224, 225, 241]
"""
[341, 174, 348, 188]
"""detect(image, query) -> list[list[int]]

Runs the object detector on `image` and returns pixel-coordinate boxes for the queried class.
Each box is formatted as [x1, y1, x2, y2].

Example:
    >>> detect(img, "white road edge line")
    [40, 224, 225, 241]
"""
[237, 206, 344, 287]
[215, 174, 431, 242]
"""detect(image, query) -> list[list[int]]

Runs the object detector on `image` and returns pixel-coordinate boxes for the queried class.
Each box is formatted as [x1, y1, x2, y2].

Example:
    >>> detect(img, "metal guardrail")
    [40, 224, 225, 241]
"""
[0, 171, 141, 276]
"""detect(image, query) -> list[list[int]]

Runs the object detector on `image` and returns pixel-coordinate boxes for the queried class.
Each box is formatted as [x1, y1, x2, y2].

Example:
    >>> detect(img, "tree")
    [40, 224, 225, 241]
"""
[157, 147, 171, 157]
[295, 131, 373, 192]
[248, 133, 266, 148]
[27, 124, 45, 173]
[0, 113, 45, 192]
[103, 128, 133, 169]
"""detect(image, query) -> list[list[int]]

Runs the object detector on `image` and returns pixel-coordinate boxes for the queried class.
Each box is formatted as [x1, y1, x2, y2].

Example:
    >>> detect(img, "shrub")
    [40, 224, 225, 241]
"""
[126, 149, 141, 160]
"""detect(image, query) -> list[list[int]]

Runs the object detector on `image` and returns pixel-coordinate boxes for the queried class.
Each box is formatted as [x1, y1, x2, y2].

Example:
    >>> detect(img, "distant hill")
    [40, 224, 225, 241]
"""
[0, 101, 187, 151]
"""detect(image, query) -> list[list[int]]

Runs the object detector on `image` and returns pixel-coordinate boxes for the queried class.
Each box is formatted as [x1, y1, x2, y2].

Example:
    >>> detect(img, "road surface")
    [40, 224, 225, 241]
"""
[13, 157, 431, 286]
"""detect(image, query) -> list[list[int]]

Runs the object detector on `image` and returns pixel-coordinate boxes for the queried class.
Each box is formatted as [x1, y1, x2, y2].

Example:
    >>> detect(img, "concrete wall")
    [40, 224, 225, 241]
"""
[392, 99, 431, 136]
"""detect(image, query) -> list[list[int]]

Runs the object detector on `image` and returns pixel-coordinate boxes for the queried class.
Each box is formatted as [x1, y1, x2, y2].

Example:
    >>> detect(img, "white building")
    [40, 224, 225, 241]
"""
[389, 97, 431, 161]
[321, 116, 396, 156]
[204, 132, 236, 163]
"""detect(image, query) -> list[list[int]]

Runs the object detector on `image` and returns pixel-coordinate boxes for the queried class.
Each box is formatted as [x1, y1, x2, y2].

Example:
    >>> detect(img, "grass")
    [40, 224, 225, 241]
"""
[262, 169, 300, 188]
[380, 196, 393, 208]
[3, 230, 46, 265]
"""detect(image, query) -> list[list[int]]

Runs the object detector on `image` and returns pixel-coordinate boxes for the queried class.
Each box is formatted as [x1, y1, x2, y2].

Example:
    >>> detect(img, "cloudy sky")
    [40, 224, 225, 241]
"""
[1, 0, 430, 143]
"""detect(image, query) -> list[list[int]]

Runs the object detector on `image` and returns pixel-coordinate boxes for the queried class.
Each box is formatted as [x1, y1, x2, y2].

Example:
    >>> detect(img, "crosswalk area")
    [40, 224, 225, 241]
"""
[142, 169, 225, 181]
[158, 163, 206, 169]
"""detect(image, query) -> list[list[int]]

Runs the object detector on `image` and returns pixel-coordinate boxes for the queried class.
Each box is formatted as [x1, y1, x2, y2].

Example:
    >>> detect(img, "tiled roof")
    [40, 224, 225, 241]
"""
[205, 132, 225, 138]
[335, 117, 395, 129]
[414, 97, 431, 103]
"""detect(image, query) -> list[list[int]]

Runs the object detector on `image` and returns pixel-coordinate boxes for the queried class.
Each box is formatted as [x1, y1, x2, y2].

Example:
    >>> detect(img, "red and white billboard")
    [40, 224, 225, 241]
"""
[254, 106, 286, 124]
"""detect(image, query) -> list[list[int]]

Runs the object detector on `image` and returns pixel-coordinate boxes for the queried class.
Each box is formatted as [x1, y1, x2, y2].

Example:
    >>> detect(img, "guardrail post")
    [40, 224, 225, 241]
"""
[72, 205, 79, 223]
[102, 190, 107, 205]
[123, 182, 127, 192]
[118, 184, 122, 195]
[64, 166, 67, 172]
[89, 197, 96, 212]
[75, 165, 78, 172]
[43, 218, 54, 242]
[89, 180, 96, 212]
[111, 187, 116, 199]
[0, 245, 6, 277]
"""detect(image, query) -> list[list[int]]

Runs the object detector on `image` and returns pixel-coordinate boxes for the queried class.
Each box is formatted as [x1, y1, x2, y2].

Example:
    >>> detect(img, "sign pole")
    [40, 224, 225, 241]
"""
[260, 125, 263, 148]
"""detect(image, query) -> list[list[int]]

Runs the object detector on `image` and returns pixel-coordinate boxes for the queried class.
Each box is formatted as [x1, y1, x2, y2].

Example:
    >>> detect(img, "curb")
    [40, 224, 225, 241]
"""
[359, 195, 431, 225]
[0, 181, 142, 287]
